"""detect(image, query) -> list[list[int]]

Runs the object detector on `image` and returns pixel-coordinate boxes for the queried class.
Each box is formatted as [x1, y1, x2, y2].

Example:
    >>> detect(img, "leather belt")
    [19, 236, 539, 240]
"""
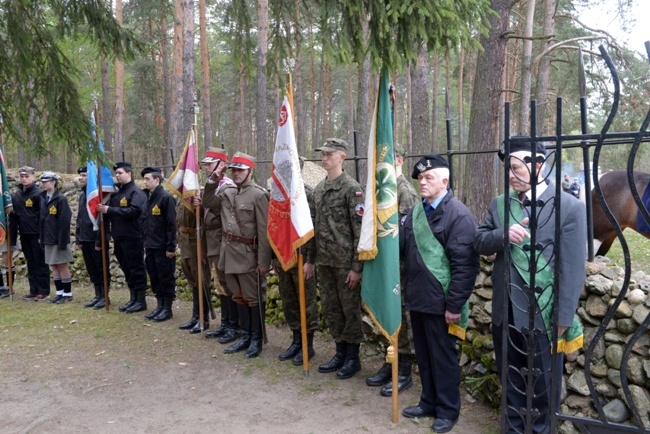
[179, 226, 196, 234]
[223, 231, 256, 247]
[204, 224, 219, 231]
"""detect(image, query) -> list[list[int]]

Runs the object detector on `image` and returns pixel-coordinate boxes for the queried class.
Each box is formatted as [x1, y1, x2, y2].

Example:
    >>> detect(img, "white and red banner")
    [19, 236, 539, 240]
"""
[86, 112, 115, 230]
[166, 129, 200, 211]
[268, 96, 314, 271]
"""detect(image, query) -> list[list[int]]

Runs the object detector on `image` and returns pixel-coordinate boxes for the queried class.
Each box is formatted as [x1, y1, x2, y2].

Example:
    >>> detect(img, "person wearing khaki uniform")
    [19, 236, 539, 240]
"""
[203, 152, 272, 359]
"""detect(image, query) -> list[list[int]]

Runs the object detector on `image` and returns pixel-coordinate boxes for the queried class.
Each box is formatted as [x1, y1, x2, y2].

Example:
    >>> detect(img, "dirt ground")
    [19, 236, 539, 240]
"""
[0, 286, 499, 434]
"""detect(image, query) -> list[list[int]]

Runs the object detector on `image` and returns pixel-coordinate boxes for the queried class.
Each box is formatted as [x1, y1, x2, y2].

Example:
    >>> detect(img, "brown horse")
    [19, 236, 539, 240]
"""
[592, 170, 650, 256]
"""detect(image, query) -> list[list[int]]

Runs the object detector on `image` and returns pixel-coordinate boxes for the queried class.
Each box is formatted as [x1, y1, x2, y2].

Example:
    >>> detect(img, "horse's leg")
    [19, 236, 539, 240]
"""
[596, 233, 618, 257]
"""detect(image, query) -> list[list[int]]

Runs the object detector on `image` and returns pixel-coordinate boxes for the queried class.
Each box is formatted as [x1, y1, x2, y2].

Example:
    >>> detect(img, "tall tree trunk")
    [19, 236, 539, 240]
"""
[462, 0, 512, 220]
[172, 0, 184, 159]
[535, 0, 557, 135]
[293, 0, 304, 155]
[431, 52, 439, 152]
[347, 65, 355, 149]
[181, 0, 195, 136]
[410, 45, 430, 153]
[160, 8, 172, 166]
[255, 0, 269, 182]
[309, 30, 317, 151]
[149, 17, 165, 165]
[114, 0, 124, 161]
[239, 62, 246, 151]
[518, 0, 537, 133]
[457, 46, 465, 198]
[199, 0, 212, 150]
[406, 65, 412, 151]
[101, 54, 113, 156]
[354, 11, 370, 184]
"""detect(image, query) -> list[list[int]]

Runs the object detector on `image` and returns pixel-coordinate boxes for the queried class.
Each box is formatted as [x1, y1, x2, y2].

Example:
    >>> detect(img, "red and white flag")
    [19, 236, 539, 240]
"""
[165, 129, 200, 211]
[268, 96, 314, 271]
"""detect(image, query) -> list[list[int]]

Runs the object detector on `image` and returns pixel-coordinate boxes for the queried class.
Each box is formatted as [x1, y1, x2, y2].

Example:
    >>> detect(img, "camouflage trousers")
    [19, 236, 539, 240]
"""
[277, 265, 319, 333]
[317, 265, 364, 344]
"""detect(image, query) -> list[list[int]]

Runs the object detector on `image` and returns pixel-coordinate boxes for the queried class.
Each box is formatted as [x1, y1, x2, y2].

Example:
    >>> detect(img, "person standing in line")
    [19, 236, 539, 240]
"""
[76, 166, 110, 309]
[570, 177, 581, 199]
[400, 155, 479, 433]
[39, 172, 74, 304]
[97, 162, 148, 313]
[304, 138, 365, 380]
[11, 166, 50, 300]
[561, 174, 570, 193]
[141, 167, 177, 322]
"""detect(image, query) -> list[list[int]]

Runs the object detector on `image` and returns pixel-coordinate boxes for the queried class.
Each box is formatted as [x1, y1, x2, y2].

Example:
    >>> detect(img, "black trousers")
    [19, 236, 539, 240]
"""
[410, 310, 460, 421]
[114, 238, 147, 291]
[20, 233, 50, 295]
[493, 321, 562, 434]
[80, 242, 109, 288]
[145, 248, 175, 299]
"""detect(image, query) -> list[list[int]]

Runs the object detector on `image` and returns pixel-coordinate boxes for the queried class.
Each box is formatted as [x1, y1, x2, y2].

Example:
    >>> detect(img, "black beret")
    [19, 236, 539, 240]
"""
[77, 166, 87, 174]
[141, 166, 162, 178]
[411, 154, 449, 179]
[113, 161, 132, 171]
[498, 136, 546, 161]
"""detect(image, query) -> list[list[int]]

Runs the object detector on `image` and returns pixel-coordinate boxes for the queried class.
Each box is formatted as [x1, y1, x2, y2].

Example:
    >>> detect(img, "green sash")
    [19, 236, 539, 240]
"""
[497, 191, 583, 353]
[412, 202, 469, 340]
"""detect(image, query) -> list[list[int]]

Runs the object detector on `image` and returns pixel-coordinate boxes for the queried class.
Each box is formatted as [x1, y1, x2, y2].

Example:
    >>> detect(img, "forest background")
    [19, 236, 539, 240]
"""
[0, 0, 648, 220]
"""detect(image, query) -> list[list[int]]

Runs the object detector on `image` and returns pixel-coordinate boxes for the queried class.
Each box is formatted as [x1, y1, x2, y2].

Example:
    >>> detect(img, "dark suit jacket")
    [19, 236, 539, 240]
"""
[473, 183, 586, 330]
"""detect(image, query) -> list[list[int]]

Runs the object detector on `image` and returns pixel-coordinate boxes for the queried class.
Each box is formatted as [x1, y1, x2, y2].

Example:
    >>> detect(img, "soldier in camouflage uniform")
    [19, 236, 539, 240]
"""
[201, 148, 240, 343]
[366, 143, 419, 395]
[276, 157, 319, 366]
[305, 138, 365, 380]
[202, 152, 272, 359]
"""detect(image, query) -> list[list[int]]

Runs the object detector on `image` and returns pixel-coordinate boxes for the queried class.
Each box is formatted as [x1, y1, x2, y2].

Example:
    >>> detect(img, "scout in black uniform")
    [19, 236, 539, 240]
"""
[76, 167, 111, 309]
[39, 172, 74, 303]
[97, 162, 148, 313]
[142, 167, 177, 322]
[11, 166, 50, 300]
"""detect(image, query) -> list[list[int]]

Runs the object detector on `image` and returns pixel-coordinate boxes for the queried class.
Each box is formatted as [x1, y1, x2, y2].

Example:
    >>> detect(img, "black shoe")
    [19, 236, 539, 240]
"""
[0, 288, 9, 299]
[189, 321, 208, 334]
[380, 375, 413, 396]
[34, 294, 50, 302]
[432, 418, 457, 433]
[278, 330, 301, 361]
[125, 301, 147, 313]
[318, 342, 347, 374]
[402, 405, 435, 419]
[49, 295, 63, 304]
[245, 337, 263, 358]
[93, 297, 108, 309]
[366, 363, 392, 387]
[56, 295, 73, 304]
[152, 309, 173, 322]
[336, 343, 361, 380]
[224, 334, 251, 354]
[144, 306, 163, 320]
[218, 327, 240, 344]
[292, 332, 315, 366]
[83, 296, 101, 308]
[119, 300, 135, 312]
[22, 294, 36, 300]
[178, 317, 198, 330]
[205, 324, 228, 339]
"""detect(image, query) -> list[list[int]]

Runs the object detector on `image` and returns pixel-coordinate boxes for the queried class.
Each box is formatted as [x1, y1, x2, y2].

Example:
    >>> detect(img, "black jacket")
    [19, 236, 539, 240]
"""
[144, 185, 177, 252]
[106, 180, 147, 241]
[39, 190, 72, 249]
[11, 183, 43, 236]
[75, 188, 104, 245]
[400, 191, 479, 315]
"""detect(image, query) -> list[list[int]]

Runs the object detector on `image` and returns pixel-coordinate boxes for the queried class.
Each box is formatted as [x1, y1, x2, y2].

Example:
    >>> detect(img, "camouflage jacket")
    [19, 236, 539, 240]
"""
[397, 174, 418, 219]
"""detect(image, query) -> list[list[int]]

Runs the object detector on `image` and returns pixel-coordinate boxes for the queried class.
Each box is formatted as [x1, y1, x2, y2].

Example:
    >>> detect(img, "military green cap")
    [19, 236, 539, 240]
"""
[394, 143, 407, 158]
[315, 138, 347, 153]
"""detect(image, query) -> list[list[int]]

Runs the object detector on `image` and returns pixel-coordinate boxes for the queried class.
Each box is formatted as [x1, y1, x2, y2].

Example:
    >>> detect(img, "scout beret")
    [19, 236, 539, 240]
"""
[498, 137, 547, 161]
[141, 166, 162, 178]
[411, 154, 449, 179]
[201, 147, 229, 164]
[40, 171, 60, 182]
[113, 161, 132, 171]
[314, 138, 347, 153]
[77, 166, 87, 174]
[18, 166, 35, 175]
[229, 152, 255, 169]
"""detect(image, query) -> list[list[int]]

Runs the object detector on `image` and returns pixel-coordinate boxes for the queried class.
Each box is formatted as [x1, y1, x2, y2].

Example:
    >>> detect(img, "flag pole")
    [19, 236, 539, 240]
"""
[389, 337, 399, 422]
[194, 103, 206, 332]
[0, 111, 12, 302]
[92, 96, 110, 311]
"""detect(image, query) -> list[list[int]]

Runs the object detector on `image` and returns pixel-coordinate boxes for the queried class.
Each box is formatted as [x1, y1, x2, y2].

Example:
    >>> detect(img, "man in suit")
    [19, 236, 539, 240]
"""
[473, 138, 586, 434]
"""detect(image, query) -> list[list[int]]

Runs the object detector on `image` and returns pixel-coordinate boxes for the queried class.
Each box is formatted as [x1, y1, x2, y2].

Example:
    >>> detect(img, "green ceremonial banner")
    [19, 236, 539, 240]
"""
[0, 148, 12, 244]
[359, 67, 401, 341]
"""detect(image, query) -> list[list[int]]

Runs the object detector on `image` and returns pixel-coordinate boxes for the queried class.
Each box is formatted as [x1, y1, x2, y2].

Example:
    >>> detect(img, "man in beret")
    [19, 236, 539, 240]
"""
[202, 151, 271, 358]
[366, 142, 419, 395]
[142, 167, 177, 322]
[98, 162, 148, 313]
[474, 138, 586, 434]
[76, 167, 110, 309]
[400, 154, 479, 433]
[11, 166, 50, 300]
[304, 138, 365, 380]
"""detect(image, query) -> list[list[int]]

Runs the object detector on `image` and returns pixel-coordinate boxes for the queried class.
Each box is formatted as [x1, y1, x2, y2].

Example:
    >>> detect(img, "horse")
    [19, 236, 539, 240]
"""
[591, 170, 650, 256]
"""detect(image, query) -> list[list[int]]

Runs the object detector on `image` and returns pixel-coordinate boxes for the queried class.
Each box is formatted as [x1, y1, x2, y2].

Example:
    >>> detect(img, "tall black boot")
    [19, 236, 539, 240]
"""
[246, 304, 265, 359]
[292, 331, 316, 366]
[380, 354, 414, 396]
[84, 284, 102, 308]
[145, 296, 163, 320]
[337, 343, 362, 380]
[205, 295, 230, 338]
[278, 329, 301, 361]
[218, 297, 241, 344]
[93, 285, 109, 310]
[366, 363, 392, 387]
[179, 287, 200, 330]
[189, 286, 211, 333]
[225, 304, 251, 354]
[119, 289, 136, 312]
[126, 289, 147, 313]
[153, 297, 174, 322]
[318, 341, 347, 373]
